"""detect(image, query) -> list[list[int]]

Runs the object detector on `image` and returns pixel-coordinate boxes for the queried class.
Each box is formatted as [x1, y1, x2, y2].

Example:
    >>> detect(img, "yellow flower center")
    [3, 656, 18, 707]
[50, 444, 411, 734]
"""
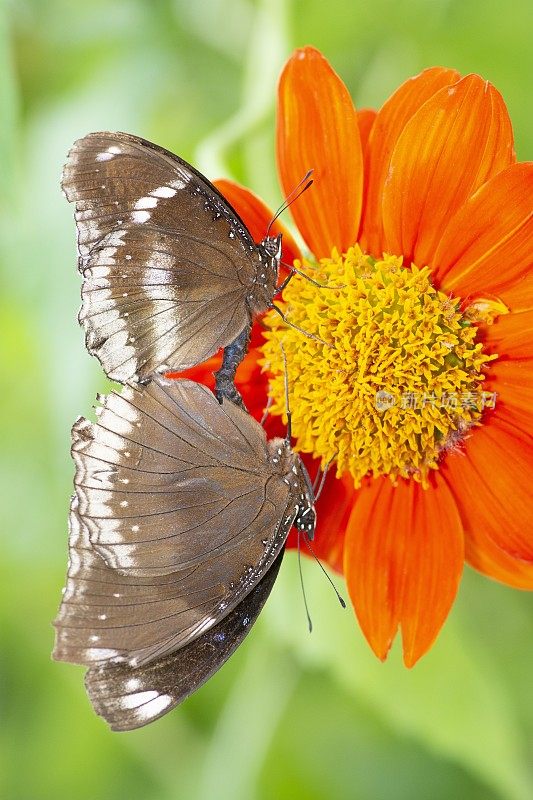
[261, 246, 496, 487]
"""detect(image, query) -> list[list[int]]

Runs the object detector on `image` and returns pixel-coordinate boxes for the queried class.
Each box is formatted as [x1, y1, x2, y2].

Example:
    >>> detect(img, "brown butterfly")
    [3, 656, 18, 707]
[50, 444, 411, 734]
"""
[62, 132, 292, 389]
[53, 376, 316, 730]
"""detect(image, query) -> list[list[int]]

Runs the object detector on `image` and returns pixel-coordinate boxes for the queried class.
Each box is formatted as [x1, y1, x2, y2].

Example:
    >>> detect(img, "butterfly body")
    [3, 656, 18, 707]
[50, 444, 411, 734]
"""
[267, 435, 316, 536]
[62, 132, 283, 384]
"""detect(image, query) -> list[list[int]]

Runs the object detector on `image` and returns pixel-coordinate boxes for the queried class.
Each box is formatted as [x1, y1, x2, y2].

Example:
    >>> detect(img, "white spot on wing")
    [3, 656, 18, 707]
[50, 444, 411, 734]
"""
[104, 230, 126, 247]
[68, 551, 81, 576]
[99, 246, 117, 262]
[125, 677, 141, 692]
[84, 647, 120, 660]
[170, 176, 187, 190]
[104, 545, 137, 569]
[145, 252, 174, 270]
[120, 690, 159, 709]
[96, 145, 122, 161]
[62, 584, 74, 601]
[134, 693, 173, 721]
[150, 186, 177, 198]
[134, 196, 158, 210]
[96, 521, 124, 544]
[131, 210, 151, 223]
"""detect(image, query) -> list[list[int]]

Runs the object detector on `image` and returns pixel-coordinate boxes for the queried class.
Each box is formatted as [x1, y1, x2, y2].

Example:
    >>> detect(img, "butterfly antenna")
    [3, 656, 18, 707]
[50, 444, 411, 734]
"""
[302, 533, 346, 609]
[313, 460, 331, 502]
[280, 342, 292, 442]
[266, 169, 314, 237]
[312, 468, 323, 494]
[298, 529, 313, 633]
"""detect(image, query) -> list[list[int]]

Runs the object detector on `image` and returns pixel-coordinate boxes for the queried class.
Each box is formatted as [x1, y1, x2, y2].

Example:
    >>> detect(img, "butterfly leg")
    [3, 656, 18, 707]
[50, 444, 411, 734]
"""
[275, 270, 295, 295]
[277, 264, 345, 294]
[214, 324, 251, 410]
[269, 304, 332, 348]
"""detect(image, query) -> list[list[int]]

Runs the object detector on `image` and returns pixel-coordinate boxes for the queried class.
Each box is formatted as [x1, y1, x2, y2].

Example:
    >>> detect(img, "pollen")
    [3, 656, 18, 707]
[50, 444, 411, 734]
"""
[261, 246, 496, 487]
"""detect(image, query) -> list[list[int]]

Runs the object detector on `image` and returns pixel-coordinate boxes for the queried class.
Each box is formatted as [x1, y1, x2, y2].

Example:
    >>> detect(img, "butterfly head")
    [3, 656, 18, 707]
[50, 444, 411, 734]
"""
[292, 458, 316, 540]
[261, 232, 282, 261]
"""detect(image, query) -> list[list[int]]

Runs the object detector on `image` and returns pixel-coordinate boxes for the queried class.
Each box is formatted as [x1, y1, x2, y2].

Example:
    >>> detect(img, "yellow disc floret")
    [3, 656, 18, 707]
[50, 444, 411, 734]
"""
[261, 246, 496, 487]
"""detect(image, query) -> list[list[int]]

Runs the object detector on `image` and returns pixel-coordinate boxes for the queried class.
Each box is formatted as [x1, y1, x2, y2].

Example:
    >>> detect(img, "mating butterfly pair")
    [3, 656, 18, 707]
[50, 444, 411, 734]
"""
[53, 132, 317, 730]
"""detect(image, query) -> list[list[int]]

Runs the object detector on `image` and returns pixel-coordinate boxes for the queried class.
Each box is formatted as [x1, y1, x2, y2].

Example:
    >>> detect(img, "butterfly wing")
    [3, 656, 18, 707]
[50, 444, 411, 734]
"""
[84, 553, 283, 731]
[72, 378, 288, 575]
[53, 378, 294, 667]
[62, 132, 260, 381]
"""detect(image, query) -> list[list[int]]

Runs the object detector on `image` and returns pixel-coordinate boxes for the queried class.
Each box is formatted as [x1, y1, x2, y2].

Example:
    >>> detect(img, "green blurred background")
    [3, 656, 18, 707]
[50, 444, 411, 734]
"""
[1, 1, 532, 798]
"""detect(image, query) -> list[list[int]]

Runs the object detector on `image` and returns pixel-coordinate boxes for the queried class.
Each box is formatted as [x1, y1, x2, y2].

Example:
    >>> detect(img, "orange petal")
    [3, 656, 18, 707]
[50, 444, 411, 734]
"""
[343, 477, 400, 660]
[484, 359, 533, 440]
[165, 324, 270, 424]
[498, 273, 533, 313]
[310, 471, 354, 572]
[344, 476, 463, 666]
[444, 413, 533, 590]
[442, 417, 533, 562]
[357, 108, 376, 156]
[461, 501, 533, 589]
[360, 67, 461, 257]
[277, 46, 363, 258]
[166, 355, 219, 388]
[214, 178, 302, 266]
[433, 163, 533, 294]
[481, 309, 533, 360]
[359, 109, 377, 225]
[382, 75, 515, 267]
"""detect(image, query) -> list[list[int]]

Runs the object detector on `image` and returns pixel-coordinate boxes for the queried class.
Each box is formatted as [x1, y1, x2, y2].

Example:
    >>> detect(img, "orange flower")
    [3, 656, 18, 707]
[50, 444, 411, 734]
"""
[183, 47, 533, 666]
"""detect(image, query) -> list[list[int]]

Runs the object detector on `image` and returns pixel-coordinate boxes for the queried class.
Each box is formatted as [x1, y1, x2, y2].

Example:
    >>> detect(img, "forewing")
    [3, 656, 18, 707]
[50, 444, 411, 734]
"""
[72, 378, 286, 575]
[62, 131, 259, 380]
[84, 553, 283, 731]
[54, 378, 294, 666]
[53, 495, 292, 668]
